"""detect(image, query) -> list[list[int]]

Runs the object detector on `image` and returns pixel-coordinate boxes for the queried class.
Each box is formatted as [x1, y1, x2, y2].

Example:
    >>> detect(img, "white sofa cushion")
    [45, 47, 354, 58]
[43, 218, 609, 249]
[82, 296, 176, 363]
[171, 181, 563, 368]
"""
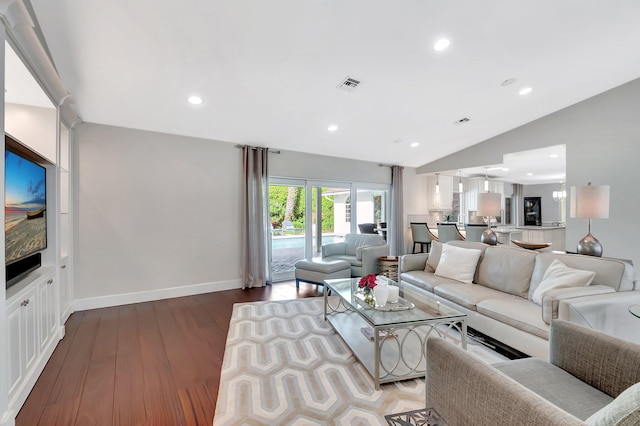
[477, 246, 537, 298]
[434, 283, 512, 311]
[435, 244, 482, 284]
[477, 297, 550, 339]
[400, 270, 461, 292]
[532, 259, 596, 305]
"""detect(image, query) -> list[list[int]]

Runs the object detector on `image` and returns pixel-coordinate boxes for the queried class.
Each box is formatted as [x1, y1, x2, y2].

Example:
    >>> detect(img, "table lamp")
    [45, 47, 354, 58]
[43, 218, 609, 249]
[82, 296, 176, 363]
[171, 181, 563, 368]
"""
[477, 192, 501, 245]
[570, 182, 609, 257]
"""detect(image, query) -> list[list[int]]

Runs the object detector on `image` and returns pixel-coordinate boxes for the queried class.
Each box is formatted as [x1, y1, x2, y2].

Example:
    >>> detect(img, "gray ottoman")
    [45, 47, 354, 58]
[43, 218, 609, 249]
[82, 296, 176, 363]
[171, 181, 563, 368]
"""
[294, 259, 351, 288]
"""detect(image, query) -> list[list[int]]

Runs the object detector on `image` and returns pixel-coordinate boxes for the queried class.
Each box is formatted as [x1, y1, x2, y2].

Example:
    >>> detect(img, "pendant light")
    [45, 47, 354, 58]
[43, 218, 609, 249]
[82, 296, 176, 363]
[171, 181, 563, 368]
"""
[484, 168, 489, 192]
[458, 170, 463, 193]
[435, 173, 440, 194]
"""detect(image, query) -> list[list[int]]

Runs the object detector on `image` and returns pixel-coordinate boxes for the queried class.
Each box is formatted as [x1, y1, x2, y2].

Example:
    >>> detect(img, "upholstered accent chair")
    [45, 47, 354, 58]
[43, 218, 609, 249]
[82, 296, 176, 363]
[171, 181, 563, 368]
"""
[426, 320, 640, 425]
[322, 233, 389, 277]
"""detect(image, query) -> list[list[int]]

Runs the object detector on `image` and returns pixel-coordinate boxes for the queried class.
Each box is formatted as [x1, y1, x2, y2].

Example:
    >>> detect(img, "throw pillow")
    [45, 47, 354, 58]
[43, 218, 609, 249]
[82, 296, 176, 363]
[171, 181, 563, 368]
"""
[586, 382, 640, 426]
[425, 241, 442, 272]
[434, 244, 482, 284]
[531, 259, 596, 305]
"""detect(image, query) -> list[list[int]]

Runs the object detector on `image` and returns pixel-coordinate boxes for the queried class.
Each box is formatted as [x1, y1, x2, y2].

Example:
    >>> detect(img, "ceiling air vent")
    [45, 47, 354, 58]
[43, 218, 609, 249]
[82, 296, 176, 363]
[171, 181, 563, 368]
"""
[337, 76, 361, 92]
[454, 117, 471, 125]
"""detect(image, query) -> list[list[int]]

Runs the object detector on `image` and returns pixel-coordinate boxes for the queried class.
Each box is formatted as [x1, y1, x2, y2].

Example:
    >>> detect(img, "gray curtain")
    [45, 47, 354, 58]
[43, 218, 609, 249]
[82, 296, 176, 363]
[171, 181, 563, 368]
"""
[390, 165, 405, 256]
[241, 146, 270, 288]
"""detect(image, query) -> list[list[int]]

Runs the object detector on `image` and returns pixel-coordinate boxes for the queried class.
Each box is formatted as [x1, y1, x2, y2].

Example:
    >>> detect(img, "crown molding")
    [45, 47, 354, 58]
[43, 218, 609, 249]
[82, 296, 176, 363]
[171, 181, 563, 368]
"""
[0, 0, 80, 127]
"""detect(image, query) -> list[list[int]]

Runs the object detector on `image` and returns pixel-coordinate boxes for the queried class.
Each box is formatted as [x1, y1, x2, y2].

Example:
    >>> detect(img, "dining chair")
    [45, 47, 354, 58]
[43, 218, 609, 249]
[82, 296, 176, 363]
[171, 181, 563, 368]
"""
[410, 222, 438, 253]
[358, 223, 377, 234]
[436, 223, 465, 243]
[464, 223, 488, 242]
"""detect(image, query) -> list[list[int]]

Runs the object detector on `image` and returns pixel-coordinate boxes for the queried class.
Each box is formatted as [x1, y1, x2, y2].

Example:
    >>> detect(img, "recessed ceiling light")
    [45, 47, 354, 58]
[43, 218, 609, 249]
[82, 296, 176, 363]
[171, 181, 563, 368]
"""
[188, 95, 203, 105]
[327, 124, 338, 132]
[502, 168, 510, 172]
[433, 39, 450, 52]
[526, 172, 534, 176]
[410, 142, 420, 148]
[519, 87, 533, 96]
[549, 154, 559, 158]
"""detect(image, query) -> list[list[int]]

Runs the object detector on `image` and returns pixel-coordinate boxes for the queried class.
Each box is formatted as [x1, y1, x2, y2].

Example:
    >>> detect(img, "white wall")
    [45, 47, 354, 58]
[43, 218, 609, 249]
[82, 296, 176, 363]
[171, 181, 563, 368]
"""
[74, 123, 242, 300]
[522, 183, 565, 225]
[269, 149, 391, 184]
[5, 103, 57, 163]
[402, 167, 428, 254]
[417, 77, 640, 268]
[73, 124, 393, 303]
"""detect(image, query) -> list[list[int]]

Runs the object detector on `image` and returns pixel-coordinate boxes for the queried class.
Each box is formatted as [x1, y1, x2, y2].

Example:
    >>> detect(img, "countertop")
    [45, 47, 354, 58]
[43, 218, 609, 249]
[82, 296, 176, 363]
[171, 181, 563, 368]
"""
[516, 226, 566, 230]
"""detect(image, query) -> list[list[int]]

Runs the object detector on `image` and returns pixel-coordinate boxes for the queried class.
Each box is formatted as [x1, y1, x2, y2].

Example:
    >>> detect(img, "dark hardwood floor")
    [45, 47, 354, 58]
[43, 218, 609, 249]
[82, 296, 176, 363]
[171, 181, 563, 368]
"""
[16, 281, 322, 425]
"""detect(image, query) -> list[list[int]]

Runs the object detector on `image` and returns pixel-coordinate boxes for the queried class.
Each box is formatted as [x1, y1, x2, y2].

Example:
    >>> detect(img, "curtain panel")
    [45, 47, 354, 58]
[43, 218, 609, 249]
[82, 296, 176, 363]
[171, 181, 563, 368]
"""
[390, 165, 405, 256]
[241, 146, 270, 288]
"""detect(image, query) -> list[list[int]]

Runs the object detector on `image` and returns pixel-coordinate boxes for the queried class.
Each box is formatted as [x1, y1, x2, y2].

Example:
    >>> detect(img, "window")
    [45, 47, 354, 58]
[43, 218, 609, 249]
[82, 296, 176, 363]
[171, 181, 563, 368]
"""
[345, 196, 351, 223]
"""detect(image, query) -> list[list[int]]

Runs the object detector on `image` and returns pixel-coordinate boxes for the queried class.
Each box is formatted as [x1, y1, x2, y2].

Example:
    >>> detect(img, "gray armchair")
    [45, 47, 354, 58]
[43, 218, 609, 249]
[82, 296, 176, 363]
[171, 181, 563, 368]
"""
[426, 320, 640, 425]
[322, 233, 389, 277]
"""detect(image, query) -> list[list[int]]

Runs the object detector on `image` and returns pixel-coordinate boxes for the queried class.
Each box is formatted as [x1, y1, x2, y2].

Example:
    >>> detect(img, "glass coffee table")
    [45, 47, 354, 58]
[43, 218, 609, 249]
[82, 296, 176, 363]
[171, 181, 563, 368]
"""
[324, 278, 467, 389]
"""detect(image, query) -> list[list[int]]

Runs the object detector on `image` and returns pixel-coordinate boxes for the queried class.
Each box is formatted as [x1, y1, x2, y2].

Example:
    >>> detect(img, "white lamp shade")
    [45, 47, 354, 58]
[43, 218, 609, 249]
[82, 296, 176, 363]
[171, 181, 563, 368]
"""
[570, 184, 609, 219]
[477, 192, 501, 217]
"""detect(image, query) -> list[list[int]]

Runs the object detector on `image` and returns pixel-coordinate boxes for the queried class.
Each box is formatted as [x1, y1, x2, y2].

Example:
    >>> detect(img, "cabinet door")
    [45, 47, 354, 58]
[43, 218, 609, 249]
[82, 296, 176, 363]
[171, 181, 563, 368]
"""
[7, 299, 24, 397]
[59, 261, 71, 323]
[23, 287, 39, 376]
[39, 275, 57, 350]
[7, 285, 39, 401]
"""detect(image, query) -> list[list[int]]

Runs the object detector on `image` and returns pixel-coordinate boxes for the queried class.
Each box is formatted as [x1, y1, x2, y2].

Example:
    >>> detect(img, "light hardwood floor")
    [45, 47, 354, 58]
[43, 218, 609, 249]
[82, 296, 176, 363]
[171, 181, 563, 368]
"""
[16, 281, 322, 425]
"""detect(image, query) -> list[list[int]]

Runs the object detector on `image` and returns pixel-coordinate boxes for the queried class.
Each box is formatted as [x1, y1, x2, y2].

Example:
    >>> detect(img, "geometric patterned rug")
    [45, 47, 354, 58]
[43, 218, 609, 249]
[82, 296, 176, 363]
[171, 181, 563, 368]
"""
[213, 297, 505, 425]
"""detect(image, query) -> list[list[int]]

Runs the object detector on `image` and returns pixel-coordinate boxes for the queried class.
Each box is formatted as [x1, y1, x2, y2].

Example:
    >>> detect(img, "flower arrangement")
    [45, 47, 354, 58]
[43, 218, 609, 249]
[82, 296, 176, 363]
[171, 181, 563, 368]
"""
[358, 274, 378, 307]
[358, 274, 378, 290]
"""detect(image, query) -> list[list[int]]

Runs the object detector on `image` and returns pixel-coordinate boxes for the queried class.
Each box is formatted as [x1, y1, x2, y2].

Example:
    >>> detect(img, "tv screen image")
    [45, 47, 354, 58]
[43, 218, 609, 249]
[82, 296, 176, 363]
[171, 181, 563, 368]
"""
[5, 149, 47, 264]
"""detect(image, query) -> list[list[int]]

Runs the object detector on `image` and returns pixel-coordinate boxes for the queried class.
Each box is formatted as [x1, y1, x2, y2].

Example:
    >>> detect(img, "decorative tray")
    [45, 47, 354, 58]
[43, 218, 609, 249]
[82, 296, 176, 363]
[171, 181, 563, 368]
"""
[354, 293, 415, 311]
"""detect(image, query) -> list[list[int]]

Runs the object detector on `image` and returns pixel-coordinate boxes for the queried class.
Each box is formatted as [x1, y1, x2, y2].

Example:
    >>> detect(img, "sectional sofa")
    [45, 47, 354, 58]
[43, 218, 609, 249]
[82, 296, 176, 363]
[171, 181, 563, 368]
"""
[399, 240, 640, 359]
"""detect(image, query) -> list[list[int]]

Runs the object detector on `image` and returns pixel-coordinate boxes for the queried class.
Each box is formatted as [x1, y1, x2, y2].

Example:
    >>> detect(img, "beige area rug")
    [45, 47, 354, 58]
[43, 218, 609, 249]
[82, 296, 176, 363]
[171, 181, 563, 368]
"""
[214, 297, 507, 425]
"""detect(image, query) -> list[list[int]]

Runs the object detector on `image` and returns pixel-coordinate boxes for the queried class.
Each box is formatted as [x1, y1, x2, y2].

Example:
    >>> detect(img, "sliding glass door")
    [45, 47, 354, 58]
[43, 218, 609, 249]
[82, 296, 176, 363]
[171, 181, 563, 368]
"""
[269, 181, 306, 282]
[269, 179, 390, 282]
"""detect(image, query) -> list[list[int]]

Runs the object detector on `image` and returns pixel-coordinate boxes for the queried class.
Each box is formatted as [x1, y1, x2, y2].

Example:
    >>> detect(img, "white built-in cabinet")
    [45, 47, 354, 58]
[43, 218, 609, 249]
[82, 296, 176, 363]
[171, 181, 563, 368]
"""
[2, 7, 78, 424]
[6, 268, 56, 407]
[58, 124, 72, 324]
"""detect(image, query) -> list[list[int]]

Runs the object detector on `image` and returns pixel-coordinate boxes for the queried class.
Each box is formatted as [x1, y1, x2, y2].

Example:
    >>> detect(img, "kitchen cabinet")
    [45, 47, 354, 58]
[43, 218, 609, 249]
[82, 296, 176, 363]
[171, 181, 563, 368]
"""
[427, 175, 454, 210]
[465, 178, 504, 214]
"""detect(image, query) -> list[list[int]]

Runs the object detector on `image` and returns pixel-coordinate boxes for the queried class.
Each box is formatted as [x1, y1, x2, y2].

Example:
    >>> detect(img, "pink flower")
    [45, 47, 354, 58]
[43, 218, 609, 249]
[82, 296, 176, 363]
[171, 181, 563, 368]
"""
[358, 274, 377, 290]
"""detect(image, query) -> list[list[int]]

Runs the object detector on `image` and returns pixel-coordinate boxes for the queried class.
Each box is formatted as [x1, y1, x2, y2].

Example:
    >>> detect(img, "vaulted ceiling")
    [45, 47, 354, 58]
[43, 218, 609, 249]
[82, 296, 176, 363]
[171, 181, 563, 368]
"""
[28, 0, 640, 168]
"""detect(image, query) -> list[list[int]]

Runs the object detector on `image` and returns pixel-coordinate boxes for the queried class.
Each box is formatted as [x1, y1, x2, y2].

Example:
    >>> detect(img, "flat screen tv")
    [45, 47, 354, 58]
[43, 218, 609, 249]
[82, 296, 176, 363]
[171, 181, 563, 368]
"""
[5, 142, 47, 287]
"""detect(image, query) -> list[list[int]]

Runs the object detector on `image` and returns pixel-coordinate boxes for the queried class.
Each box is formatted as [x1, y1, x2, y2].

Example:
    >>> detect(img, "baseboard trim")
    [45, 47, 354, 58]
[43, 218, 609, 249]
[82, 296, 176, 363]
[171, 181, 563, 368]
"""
[73, 279, 242, 311]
